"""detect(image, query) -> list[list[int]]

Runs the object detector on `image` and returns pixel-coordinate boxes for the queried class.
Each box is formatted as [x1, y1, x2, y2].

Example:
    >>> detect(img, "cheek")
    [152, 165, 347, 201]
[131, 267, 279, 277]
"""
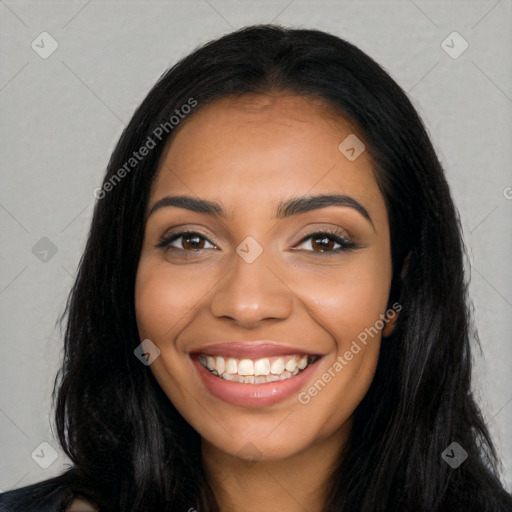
[134, 260, 200, 414]
[284, 252, 390, 424]
[134, 259, 211, 340]
[320, 273, 390, 345]
[135, 274, 175, 340]
[286, 251, 392, 348]
[293, 273, 388, 434]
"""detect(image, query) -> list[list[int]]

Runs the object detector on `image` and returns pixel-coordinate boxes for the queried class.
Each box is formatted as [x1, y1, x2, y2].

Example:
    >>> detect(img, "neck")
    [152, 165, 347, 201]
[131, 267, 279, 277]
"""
[201, 421, 351, 512]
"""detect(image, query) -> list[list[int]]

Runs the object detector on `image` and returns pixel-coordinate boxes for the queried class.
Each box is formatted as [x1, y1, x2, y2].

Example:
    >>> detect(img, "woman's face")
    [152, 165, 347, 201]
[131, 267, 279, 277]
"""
[135, 92, 393, 461]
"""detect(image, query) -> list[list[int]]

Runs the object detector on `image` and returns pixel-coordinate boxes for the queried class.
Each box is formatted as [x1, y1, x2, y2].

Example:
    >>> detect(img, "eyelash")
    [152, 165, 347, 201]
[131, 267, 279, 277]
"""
[155, 229, 357, 256]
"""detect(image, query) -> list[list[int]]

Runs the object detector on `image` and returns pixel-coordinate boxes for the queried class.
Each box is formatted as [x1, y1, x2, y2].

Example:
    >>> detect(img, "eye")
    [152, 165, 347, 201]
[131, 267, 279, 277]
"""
[294, 231, 357, 254]
[155, 229, 357, 255]
[156, 231, 217, 252]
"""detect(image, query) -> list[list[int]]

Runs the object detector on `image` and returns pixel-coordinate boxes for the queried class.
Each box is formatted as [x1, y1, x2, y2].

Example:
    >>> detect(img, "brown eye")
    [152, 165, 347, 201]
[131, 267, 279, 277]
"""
[182, 234, 206, 251]
[311, 235, 336, 252]
[156, 231, 216, 252]
[295, 231, 356, 254]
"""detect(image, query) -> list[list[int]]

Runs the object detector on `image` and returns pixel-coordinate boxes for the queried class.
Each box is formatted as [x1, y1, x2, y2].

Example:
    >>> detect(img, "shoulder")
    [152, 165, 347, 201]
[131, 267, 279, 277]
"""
[0, 472, 99, 512]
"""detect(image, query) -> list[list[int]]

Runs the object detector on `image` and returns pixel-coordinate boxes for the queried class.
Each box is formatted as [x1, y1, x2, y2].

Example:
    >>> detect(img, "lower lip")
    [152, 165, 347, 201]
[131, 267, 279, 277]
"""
[192, 356, 321, 408]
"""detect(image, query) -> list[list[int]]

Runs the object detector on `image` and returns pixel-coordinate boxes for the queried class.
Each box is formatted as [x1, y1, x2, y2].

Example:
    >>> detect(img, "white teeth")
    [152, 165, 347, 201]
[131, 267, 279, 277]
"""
[238, 359, 254, 376]
[215, 356, 225, 375]
[226, 358, 237, 374]
[197, 353, 316, 383]
[285, 359, 296, 372]
[270, 358, 285, 375]
[206, 356, 215, 371]
[254, 358, 270, 376]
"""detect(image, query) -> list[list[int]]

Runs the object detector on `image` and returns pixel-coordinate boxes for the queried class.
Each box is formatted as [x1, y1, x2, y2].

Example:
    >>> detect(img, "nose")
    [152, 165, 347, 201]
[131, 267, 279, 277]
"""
[209, 248, 293, 329]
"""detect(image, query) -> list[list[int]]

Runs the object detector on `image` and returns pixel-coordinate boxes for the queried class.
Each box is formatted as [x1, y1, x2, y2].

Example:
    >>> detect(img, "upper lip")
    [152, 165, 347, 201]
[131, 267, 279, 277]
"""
[189, 341, 322, 358]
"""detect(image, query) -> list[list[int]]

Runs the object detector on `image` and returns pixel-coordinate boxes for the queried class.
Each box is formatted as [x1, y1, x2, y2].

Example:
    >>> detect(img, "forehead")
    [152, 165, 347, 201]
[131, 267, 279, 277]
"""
[150, 93, 383, 211]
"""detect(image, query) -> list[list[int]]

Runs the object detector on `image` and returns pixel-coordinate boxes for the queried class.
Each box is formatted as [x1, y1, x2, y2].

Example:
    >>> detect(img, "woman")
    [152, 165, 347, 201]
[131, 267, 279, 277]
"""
[1, 24, 510, 512]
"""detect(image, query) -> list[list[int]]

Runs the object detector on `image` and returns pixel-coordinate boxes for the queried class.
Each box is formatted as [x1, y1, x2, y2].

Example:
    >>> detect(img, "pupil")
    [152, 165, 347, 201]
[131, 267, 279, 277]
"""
[184, 235, 203, 250]
[313, 236, 333, 252]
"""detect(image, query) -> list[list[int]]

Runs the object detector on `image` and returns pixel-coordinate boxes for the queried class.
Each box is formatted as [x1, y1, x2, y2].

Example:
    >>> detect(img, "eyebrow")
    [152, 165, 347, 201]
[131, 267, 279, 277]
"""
[146, 194, 374, 227]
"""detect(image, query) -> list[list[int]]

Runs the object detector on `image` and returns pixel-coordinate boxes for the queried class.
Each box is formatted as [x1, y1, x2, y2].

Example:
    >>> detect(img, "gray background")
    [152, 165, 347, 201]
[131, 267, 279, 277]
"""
[1, 0, 511, 493]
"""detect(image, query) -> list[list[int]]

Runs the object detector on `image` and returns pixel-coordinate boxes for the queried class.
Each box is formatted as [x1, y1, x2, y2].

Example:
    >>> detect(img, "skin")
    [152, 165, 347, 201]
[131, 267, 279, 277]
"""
[135, 92, 397, 511]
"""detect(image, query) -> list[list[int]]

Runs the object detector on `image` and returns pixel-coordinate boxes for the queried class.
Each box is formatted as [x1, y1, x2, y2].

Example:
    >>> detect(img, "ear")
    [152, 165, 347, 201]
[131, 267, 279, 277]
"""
[383, 253, 409, 338]
[382, 306, 400, 337]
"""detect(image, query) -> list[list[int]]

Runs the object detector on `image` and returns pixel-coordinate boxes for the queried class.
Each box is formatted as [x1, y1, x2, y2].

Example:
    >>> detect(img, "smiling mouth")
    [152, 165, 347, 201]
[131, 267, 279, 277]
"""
[196, 354, 320, 384]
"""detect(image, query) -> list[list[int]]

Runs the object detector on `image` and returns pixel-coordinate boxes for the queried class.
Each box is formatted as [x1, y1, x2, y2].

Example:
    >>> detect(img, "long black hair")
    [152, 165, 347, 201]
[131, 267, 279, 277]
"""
[46, 25, 512, 511]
